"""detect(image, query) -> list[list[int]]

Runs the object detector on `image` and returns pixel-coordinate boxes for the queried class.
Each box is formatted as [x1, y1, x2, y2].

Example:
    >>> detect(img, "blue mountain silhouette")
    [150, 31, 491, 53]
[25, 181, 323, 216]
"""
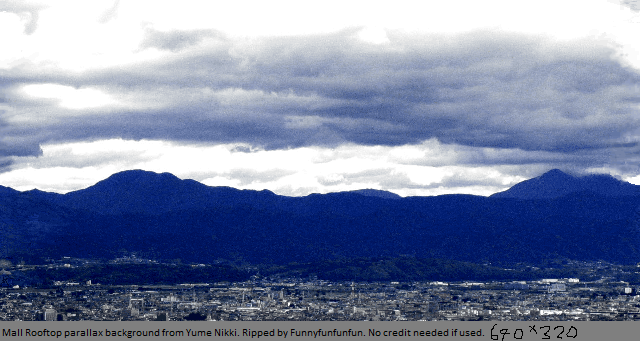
[1, 169, 639, 267]
[61, 169, 278, 214]
[491, 169, 640, 199]
[347, 189, 402, 200]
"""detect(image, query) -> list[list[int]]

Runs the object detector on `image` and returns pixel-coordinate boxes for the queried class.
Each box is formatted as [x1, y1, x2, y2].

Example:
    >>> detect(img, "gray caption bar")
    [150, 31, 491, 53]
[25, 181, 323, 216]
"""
[0, 321, 637, 341]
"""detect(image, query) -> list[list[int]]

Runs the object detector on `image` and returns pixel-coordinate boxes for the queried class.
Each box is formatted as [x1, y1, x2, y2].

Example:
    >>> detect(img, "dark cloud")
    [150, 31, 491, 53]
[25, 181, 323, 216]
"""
[0, 116, 43, 172]
[3, 29, 640, 173]
[0, 100, 41, 159]
[0, 142, 42, 158]
[0, 158, 12, 173]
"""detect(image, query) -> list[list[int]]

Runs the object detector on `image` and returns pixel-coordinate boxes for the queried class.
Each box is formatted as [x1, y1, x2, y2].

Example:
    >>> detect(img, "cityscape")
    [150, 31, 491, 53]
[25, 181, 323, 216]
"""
[2, 259, 640, 322]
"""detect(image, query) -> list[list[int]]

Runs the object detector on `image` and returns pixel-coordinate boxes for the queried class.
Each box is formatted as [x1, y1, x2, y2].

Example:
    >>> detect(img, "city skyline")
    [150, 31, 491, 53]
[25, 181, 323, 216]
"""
[1, 0, 640, 197]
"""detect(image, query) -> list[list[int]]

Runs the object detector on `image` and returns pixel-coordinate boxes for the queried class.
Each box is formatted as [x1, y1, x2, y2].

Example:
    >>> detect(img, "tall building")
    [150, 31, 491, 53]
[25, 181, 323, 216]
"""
[129, 298, 144, 317]
[44, 309, 57, 321]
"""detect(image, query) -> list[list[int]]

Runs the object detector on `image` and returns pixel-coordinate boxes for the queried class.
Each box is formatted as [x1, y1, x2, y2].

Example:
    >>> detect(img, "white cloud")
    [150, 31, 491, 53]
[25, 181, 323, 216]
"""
[357, 26, 390, 44]
[22, 84, 115, 109]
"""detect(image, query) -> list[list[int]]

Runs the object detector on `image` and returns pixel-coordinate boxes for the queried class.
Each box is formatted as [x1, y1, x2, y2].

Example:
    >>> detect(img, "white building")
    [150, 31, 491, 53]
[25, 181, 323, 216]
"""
[44, 309, 57, 321]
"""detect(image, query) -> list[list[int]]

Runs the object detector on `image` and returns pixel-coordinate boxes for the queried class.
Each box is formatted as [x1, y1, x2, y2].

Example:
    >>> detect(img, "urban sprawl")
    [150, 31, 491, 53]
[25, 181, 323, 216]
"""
[1, 262, 640, 321]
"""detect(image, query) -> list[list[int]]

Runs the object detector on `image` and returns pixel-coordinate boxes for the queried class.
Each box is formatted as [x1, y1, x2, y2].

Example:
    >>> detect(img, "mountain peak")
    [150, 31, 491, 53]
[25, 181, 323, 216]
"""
[539, 168, 573, 179]
[491, 169, 640, 199]
[103, 169, 180, 183]
[61, 170, 280, 215]
[62, 170, 209, 214]
[22, 188, 62, 201]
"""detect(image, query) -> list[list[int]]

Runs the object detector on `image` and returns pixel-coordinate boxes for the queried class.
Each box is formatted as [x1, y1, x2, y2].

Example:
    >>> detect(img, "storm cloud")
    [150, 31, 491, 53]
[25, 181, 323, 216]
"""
[4, 30, 640, 158]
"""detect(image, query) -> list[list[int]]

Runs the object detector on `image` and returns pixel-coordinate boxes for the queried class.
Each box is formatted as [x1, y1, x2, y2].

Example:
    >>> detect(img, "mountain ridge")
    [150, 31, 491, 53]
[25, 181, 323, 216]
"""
[2, 169, 640, 267]
[490, 169, 640, 199]
[346, 188, 402, 200]
[4, 168, 636, 204]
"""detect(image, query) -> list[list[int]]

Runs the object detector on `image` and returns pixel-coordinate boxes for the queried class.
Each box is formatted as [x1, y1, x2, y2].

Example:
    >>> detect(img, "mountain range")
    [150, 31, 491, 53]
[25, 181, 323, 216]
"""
[491, 169, 640, 199]
[1, 169, 640, 268]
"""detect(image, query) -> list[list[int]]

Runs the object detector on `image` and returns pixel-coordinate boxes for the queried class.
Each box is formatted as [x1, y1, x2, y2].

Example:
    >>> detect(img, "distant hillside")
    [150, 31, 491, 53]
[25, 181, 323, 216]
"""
[491, 169, 640, 199]
[0, 185, 18, 196]
[347, 189, 402, 200]
[1, 169, 640, 268]
[60, 170, 279, 215]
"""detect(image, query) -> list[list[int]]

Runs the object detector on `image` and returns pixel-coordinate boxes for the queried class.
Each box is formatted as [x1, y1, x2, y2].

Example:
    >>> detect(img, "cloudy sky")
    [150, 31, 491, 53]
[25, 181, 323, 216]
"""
[1, 0, 640, 197]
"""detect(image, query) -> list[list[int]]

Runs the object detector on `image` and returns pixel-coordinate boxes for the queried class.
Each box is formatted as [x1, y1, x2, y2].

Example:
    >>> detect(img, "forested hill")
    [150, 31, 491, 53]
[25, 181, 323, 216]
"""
[1, 169, 640, 267]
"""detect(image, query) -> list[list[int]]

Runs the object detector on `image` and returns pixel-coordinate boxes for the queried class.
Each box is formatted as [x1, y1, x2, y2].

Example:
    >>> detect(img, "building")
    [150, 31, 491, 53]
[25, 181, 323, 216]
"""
[549, 283, 566, 292]
[504, 282, 529, 290]
[44, 309, 57, 321]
